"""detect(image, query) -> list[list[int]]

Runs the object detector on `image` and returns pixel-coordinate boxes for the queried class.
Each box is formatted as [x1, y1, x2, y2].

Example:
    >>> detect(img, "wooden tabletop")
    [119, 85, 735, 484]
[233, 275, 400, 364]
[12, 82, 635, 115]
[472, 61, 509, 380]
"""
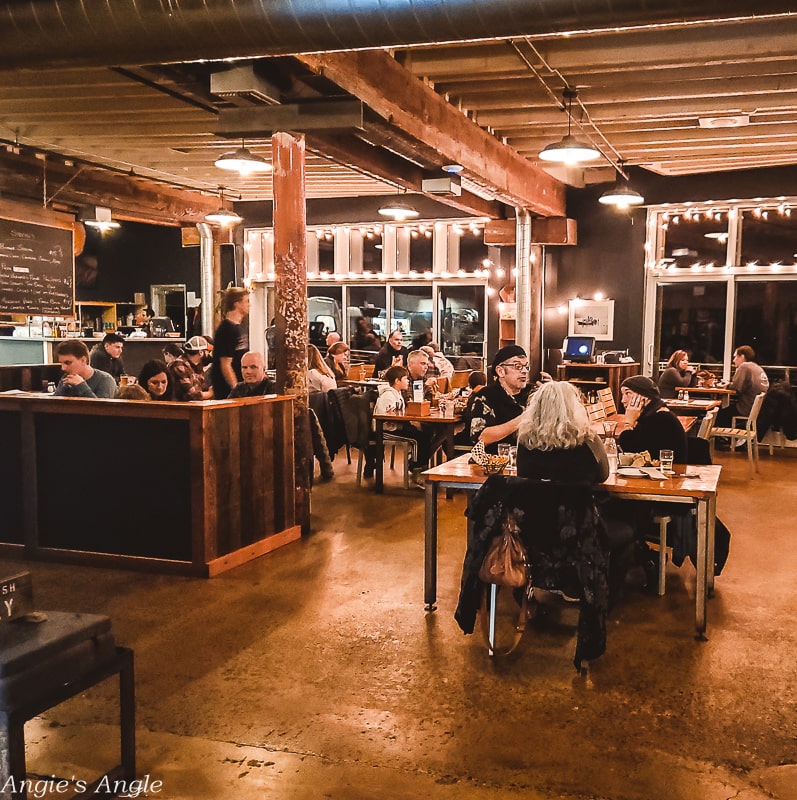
[665, 397, 721, 411]
[592, 412, 696, 434]
[685, 386, 735, 397]
[423, 453, 721, 498]
[374, 408, 462, 424]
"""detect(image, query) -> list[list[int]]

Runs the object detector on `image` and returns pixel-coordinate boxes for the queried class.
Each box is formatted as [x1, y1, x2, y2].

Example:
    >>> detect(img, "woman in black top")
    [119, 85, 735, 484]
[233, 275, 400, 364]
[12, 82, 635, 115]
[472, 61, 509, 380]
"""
[657, 350, 696, 399]
[618, 375, 688, 463]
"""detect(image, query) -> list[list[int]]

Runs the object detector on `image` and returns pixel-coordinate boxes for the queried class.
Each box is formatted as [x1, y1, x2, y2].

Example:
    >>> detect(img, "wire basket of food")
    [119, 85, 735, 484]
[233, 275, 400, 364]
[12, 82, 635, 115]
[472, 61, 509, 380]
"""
[480, 455, 510, 475]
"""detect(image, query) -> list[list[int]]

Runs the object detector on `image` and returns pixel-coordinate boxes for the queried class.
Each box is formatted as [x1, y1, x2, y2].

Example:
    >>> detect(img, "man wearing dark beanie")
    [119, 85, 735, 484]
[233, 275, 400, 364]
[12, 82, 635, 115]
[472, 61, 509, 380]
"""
[469, 344, 532, 453]
[617, 375, 687, 463]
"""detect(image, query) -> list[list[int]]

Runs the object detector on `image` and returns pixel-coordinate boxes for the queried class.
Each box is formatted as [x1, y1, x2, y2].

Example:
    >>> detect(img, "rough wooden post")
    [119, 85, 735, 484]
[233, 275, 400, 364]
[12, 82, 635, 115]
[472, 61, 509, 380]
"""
[272, 131, 310, 533]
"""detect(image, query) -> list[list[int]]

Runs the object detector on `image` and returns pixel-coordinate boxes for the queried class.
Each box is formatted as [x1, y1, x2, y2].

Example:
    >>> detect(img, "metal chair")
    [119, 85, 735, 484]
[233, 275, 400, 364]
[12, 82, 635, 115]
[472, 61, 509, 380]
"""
[710, 392, 766, 477]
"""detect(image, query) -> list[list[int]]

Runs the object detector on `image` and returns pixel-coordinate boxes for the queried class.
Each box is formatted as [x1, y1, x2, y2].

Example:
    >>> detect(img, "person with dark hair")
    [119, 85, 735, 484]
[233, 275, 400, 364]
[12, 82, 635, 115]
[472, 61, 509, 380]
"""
[716, 344, 769, 427]
[374, 329, 409, 374]
[350, 317, 380, 351]
[211, 287, 250, 399]
[617, 375, 687, 463]
[138, 359, 174, 401]
[162, 342, 184, 365]
[89, 331, 126, 383]
[325, 342, 350, 384]
[657, 349, 696, 399]
[468, 345, 533, 453]
[54, 340, 117, 399]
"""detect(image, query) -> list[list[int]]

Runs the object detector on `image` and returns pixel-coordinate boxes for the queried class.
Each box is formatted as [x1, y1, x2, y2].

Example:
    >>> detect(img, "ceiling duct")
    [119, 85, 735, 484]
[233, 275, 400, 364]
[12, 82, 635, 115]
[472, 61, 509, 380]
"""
[0, 1, 787, 70]
[210, 65, 281, 106]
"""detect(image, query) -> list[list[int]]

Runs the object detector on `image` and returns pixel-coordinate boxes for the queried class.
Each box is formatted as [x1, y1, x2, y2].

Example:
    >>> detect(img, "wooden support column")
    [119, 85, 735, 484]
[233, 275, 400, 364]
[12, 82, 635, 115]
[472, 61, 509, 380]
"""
[272, 131, 310, 534]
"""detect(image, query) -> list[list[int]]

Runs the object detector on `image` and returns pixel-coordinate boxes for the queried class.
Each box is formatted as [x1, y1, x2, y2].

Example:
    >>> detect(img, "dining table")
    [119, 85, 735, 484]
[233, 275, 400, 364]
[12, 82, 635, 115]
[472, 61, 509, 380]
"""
[422, 453, 722, 639]
[682, 386, 736, 407]
[664, 397, 722, 415]
[372, 407, 462, 493]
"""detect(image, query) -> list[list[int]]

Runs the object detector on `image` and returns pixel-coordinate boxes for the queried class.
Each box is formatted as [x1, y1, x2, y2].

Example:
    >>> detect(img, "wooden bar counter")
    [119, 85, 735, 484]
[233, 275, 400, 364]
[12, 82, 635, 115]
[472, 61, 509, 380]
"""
[0, 393, 298, 576]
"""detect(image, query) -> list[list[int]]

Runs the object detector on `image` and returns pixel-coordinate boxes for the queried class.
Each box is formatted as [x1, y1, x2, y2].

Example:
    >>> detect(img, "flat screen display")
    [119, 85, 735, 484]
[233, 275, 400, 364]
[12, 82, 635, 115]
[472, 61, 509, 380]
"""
[563, 336, 595, 362]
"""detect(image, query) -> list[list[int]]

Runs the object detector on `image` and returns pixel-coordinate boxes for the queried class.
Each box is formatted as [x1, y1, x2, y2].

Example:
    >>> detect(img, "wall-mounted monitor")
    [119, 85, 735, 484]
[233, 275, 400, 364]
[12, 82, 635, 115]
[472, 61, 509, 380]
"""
[563, 336, 596, 362]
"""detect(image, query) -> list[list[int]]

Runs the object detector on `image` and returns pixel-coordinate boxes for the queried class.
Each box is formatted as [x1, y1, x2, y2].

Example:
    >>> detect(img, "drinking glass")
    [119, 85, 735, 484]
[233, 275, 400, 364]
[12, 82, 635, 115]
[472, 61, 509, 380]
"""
[508, 446, 517, 470]
[497, 443, 511, 462]
[659, 449, 674, 473]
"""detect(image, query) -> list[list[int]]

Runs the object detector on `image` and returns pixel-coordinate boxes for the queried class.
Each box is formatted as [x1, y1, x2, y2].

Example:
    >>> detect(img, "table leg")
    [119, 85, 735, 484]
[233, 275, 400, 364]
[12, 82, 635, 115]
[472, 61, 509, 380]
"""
[424, 481, 438, 611]
[375, 418, 384, 493]
[707, 495, 717, 596]
[694, 499, 708, 640]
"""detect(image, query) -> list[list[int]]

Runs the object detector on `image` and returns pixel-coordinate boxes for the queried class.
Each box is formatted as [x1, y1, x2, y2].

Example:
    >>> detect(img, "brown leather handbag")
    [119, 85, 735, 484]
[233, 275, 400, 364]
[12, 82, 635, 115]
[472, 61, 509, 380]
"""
[478, 514, 527, 588]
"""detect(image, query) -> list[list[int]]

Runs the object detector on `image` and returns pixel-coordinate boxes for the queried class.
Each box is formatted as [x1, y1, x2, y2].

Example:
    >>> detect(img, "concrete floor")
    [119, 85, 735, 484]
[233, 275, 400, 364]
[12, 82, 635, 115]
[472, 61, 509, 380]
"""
[3, 447, 796, 800]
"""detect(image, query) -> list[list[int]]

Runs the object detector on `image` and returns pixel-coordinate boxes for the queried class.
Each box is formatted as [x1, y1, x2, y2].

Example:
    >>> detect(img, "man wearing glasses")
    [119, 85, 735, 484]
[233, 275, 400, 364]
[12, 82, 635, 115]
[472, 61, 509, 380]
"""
[469, 344, 533, 453]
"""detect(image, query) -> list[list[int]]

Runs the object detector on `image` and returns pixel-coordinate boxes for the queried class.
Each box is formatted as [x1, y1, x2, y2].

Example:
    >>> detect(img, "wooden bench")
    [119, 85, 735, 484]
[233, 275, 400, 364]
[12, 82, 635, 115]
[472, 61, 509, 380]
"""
[0, 612, 135, 800]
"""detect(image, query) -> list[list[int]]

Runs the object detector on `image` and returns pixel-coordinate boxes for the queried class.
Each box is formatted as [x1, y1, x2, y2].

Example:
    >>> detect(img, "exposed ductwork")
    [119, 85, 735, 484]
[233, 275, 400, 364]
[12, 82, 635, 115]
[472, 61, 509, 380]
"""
[0, 1, 792, 70]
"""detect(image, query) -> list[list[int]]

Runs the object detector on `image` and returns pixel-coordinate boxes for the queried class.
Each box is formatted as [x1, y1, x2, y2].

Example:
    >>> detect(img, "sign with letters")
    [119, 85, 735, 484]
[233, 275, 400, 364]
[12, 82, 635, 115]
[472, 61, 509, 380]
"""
[0, 571, 33, 622]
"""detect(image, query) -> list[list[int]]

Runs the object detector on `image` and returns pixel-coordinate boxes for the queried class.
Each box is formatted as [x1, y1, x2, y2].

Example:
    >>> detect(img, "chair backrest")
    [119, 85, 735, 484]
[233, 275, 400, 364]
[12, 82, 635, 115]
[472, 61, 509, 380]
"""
[596, 387, 617, 416]
[746, 392, 766, 430]
[586, 402, 607, 423]
[450, 370, 471, 390]
[435, 376, 450, 394]
[326, 387, 355, 447]
[697, 406, 718, 439]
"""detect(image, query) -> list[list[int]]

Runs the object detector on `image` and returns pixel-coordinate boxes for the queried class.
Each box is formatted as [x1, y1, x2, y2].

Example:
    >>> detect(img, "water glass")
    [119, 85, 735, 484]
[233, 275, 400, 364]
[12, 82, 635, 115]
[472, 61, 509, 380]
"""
[508, 446, 517, 470]
[497, 443, 511, 462]
[659, 449, 674, 473]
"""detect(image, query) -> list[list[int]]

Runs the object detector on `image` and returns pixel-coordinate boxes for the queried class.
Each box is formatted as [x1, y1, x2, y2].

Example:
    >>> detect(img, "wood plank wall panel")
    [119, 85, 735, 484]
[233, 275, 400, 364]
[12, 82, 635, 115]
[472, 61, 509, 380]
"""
[0, 411, 24, 544]
[0, 396, 296, 575]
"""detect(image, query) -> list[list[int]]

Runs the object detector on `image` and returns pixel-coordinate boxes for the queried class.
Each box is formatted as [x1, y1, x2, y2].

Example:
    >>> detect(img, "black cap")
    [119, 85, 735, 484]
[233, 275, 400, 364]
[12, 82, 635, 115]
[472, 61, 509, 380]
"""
[490, 344, 527, 378]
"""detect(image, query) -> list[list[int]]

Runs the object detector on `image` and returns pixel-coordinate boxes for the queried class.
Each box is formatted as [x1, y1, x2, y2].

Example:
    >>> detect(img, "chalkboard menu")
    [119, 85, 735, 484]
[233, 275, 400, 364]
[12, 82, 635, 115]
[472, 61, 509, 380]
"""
[0, 218, 74, 315]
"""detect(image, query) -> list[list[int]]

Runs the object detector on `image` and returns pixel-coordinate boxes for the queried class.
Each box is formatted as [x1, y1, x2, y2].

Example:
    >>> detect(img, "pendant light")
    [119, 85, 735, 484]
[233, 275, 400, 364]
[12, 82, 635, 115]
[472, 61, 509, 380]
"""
[598, 161, 645, 209]
[205, 188, 242, 226]
[539, 88, 601, 165]
[377, 196, 419, 221]
[214, 139, 272, 175]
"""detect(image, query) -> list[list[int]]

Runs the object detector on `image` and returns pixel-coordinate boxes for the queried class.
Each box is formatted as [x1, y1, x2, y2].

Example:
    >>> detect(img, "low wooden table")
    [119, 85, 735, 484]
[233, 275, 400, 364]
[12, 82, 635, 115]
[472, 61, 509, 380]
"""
[0, 612, 135, 799]
[422, 454, 722, 639]
[373, 408, 461, 493]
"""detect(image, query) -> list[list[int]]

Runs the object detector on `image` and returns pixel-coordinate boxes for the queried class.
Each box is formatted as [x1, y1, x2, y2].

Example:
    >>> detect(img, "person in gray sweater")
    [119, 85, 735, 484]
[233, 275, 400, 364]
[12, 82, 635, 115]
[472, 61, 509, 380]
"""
[54, 340, 116, 398]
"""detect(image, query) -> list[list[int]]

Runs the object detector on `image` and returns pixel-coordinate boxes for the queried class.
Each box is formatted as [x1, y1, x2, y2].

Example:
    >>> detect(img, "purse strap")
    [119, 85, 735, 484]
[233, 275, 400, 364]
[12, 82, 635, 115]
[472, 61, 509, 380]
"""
[479, 583, 528, 656]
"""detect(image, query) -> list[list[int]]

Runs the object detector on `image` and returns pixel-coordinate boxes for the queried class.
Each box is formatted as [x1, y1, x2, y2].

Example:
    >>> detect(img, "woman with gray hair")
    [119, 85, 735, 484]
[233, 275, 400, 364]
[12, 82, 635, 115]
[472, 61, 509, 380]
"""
[516, 380, 608, 482]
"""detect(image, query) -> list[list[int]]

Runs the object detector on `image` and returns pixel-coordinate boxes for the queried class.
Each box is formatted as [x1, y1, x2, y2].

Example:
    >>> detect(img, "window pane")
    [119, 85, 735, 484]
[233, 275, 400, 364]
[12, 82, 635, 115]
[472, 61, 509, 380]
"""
[308, 287, 342, 344]
[408, 226, 433, 271]
[735, 280, 797, 366]
[662, 211, 729, 267]
[656, 282, 727, 368]
[457, 224, 489, 273]
[438, 284, 485, 357]
[739, 208, 797, 266]
[347, 286, 387, 346]
[390, 286, 433, 347]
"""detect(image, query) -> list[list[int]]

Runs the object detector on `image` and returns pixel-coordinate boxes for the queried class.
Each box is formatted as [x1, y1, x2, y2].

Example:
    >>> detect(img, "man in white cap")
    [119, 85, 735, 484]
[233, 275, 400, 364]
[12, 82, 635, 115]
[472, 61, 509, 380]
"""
[169, 336, 213, 400]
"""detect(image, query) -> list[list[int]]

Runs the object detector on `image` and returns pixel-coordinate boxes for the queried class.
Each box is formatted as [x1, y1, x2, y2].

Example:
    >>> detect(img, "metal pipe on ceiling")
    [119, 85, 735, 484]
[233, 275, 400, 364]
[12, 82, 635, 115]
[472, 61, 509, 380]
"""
[0, 1, 792, 70]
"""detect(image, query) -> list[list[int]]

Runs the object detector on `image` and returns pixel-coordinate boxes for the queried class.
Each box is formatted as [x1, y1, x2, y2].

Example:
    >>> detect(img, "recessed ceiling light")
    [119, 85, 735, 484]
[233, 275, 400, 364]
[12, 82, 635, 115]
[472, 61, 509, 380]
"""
[698, 115, 750, 129]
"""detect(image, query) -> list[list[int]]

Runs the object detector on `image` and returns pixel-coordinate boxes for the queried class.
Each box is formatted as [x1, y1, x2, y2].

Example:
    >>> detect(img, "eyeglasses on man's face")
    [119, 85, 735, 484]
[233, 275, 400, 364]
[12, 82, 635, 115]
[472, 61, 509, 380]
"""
[500, 361, 530, 372]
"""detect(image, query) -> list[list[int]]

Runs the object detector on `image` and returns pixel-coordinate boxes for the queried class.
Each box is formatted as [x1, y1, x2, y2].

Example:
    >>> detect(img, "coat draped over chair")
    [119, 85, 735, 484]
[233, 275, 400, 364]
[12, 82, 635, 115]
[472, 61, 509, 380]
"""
[455, 475, 611, 669]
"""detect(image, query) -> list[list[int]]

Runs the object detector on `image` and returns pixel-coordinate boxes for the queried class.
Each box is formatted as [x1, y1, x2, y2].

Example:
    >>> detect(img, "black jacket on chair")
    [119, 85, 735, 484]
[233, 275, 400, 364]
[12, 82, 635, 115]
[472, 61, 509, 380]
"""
[455, 475, 611, 669]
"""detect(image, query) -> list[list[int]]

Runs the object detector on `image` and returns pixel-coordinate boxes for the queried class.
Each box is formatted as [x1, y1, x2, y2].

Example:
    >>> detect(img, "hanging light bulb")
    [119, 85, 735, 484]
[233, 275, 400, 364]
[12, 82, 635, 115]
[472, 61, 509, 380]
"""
[598, 161, 645, 209]
[205, 188, 242, 226]
[539, 88, 601, 164]
[215, 139, 272, 175]
[377, 196, 419, 221]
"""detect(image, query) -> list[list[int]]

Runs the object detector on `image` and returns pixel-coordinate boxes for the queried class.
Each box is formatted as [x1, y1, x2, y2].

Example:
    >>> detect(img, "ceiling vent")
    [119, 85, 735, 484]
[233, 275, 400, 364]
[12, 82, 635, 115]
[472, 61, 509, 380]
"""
[210, 65, 280, 105]
[698, 115, 750, 129]
[421, 176, 462, 196]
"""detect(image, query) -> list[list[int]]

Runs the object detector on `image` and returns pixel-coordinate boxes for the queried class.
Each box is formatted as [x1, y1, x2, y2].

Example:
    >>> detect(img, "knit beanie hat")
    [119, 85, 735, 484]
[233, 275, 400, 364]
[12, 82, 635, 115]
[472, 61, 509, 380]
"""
[621, 375, 660, 400]
[490, 344, 527, 378]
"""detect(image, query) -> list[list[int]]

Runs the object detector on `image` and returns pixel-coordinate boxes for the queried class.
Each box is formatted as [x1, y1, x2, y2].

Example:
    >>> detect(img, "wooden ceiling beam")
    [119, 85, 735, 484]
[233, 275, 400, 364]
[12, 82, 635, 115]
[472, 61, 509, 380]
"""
[297, 51, 565, 217]
[0, 151, 219, 225]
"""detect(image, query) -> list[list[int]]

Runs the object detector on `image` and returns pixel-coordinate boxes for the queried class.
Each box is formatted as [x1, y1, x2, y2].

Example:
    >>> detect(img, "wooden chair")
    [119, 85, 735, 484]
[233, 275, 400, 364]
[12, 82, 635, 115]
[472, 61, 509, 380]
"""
[696, 406, 718, 440]
[450, 370, 471, 390]
[597, 387, 617, 416]
[709, 392, 766, 477]
[585, 402, 607, 424]
[434, 376, 450, 394]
